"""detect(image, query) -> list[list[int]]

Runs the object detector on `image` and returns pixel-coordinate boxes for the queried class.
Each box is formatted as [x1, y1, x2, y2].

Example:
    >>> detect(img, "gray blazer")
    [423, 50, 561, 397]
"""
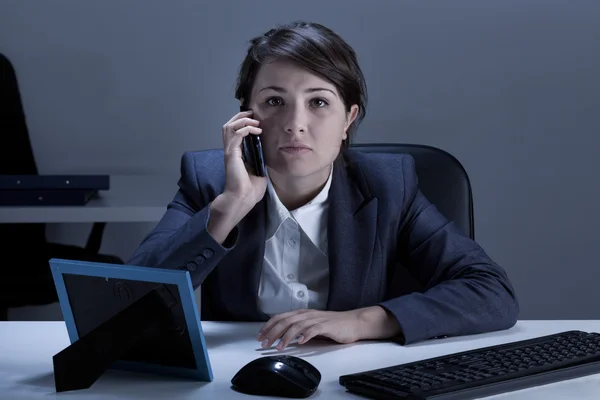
[128, 149, 519, 344]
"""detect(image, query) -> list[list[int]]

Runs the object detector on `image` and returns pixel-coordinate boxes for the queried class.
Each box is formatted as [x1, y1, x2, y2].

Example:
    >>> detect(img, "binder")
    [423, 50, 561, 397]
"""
[0, 175, 109, 190]
[0, 189, 98, 206]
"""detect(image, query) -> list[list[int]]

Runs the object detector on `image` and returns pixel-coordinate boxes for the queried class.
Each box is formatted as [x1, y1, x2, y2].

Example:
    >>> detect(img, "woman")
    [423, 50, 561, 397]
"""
[128, 21, 519, 351]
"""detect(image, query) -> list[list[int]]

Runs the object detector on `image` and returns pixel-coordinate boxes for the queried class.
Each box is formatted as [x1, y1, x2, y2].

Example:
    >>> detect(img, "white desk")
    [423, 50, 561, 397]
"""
[1, 321, 599, 399]
[0, 175, 177, 223]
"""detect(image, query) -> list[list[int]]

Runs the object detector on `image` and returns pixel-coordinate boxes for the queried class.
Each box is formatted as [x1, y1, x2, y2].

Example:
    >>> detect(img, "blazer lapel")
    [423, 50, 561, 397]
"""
[216, 154, 379, 317]
[326, 158, 378, 311]
[217, 198, 269, 321]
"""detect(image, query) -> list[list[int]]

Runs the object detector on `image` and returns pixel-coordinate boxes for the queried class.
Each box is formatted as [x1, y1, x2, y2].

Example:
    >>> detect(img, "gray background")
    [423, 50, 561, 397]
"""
[1, 0, 598, 320]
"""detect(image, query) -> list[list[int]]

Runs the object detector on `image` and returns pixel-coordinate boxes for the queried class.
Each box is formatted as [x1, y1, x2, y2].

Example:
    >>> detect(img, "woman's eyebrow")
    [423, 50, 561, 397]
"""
[258, 86, 337, 97]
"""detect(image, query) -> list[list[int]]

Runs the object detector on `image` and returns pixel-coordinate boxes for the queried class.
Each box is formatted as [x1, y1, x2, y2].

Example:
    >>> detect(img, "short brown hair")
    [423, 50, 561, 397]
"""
[235, 21, 367, 150]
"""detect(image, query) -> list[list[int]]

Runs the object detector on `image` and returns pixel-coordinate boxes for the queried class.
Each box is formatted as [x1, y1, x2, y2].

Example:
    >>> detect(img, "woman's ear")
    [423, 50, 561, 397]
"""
[344, 104, 359, 134]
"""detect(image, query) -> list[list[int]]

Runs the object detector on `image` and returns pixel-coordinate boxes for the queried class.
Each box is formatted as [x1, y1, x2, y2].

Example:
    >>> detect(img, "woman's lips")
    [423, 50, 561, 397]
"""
[279, 145, 311, 154]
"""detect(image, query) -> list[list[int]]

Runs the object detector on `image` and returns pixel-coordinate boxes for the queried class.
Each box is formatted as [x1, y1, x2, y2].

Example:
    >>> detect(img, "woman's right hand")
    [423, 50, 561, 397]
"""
[207, 110, 268, 245]
[220, 109, 268, 207]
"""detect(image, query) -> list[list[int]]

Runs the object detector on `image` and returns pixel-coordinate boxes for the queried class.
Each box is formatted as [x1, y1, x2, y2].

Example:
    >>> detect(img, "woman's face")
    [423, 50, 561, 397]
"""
[248, 60, 359, 180]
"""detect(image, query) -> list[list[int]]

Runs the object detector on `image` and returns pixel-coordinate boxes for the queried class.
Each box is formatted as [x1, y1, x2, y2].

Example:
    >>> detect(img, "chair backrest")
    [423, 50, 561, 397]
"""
[0, 52, 39, 175]
[350, 143, 474, 239]
[0, 52, 47, 246]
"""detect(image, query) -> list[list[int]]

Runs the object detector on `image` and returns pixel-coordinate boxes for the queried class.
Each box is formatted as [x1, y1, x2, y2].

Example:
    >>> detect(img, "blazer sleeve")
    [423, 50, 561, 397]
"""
[127, 152, 238, 289]
[378, 156, 519, 345]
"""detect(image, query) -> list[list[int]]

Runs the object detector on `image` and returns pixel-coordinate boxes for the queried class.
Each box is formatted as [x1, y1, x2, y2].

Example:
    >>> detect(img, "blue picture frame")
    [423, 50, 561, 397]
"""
[48, 258, 213, 382]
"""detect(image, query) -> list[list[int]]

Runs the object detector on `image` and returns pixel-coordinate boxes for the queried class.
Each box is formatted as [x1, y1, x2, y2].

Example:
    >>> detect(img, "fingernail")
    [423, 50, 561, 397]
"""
[297, 335, 304, 344]
[261, 340, 268, 348]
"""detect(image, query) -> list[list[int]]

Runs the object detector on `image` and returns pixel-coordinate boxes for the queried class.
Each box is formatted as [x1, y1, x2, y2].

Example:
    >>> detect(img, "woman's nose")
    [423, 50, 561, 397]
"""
[283, 105, 307, 134]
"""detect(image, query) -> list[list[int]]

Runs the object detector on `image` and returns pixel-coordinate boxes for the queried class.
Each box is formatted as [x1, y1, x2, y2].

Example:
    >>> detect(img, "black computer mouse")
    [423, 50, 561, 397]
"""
[231, 355, 321, 398]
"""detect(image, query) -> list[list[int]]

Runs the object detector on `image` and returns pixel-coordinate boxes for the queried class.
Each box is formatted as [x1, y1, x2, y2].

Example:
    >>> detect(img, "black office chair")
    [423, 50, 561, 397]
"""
[350, 143, 474, 240]
[0, 52, 123, 320]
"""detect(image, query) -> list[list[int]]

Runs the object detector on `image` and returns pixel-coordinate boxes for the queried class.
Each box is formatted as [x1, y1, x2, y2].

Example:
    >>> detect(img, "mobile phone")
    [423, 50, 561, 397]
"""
[240, 105, 266, 177]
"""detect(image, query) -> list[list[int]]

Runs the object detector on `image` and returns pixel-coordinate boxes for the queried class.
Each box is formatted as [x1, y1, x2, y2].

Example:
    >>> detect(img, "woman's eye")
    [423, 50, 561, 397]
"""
[310, 98, 329, 108]
[266, 97, 283, 106]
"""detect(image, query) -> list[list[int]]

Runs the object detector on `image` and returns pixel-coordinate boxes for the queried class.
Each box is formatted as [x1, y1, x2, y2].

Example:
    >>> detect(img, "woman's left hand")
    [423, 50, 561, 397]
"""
[256, 306, 401, 351]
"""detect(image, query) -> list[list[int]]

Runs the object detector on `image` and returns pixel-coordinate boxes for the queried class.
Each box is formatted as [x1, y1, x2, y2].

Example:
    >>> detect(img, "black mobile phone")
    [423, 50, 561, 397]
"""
[240, 105, 266, 177]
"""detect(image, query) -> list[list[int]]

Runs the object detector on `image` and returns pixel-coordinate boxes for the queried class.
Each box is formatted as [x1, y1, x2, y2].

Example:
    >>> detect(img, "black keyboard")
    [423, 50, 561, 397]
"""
[339, 330, 600, 399]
